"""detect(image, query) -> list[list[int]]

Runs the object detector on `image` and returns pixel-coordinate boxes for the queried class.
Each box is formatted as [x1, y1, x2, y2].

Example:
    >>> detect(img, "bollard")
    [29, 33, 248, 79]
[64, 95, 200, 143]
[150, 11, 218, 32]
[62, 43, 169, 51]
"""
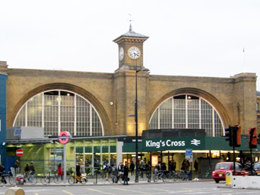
[5, 187, 25, 195]
[225, 171, 232, 186]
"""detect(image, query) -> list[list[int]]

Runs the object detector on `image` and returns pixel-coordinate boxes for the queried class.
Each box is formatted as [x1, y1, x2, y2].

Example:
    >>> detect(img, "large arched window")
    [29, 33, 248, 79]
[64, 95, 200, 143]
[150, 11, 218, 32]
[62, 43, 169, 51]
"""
[149, 94, 224, 137]
[13, 90, 104, 136]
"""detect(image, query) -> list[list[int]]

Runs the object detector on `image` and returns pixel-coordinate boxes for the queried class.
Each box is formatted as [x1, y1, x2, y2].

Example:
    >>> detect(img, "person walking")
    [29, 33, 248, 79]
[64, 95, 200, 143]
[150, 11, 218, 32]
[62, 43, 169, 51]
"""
[28, 161, 35, 181]
[130, 161, 135, 176]
[14, 159, 20, 175]
[57, 163, 63, 180]
[123, 161, 129, 185]
[24, 163, 30, 178]
[194, 160, 198, 172]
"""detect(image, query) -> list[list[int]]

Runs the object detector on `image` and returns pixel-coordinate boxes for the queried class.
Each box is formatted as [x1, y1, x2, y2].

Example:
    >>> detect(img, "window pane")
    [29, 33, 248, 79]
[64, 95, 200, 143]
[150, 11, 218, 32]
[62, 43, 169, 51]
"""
[160, 98, 172, 129]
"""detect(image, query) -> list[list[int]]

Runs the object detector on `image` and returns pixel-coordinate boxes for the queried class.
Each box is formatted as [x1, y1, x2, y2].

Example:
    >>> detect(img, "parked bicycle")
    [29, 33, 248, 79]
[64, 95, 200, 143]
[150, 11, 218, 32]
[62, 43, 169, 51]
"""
[175, 170, 189, 181]
[41, 171, 61, 185]
[68, 172, 87, 185]
[137, 169, 151, 182]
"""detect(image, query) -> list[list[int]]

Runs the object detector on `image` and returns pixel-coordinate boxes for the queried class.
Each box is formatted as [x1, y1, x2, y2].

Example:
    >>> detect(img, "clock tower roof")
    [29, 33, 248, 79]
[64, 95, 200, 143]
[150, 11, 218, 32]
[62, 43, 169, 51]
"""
[113, 24, 149, 44]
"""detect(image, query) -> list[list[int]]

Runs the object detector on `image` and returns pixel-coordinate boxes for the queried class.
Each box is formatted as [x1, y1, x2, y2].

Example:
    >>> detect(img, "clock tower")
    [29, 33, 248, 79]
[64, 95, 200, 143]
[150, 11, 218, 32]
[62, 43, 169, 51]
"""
[113, 24, 149, 71]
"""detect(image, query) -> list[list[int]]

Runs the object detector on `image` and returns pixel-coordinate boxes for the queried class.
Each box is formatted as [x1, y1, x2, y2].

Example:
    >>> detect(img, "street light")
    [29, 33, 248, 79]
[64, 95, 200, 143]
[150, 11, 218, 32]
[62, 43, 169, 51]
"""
[134, 66, 149, 183]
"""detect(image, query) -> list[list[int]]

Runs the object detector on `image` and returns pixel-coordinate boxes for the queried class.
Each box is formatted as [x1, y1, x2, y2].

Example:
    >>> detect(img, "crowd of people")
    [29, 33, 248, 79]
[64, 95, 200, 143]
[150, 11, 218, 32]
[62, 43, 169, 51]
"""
[0, 157, 198, 185]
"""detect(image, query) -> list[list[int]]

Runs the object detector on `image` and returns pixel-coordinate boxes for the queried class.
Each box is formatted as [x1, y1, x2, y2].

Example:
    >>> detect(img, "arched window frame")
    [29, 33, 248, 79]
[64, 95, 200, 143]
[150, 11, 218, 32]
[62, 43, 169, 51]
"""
[149, 94, 225, 137]
[13, 89, 104, 136]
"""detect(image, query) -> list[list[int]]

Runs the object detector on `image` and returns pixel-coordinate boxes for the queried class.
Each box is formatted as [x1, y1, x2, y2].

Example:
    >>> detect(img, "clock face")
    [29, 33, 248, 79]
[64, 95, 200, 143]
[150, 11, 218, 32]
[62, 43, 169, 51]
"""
[128, 46, 141, 59]
[119, 47, 124, 61]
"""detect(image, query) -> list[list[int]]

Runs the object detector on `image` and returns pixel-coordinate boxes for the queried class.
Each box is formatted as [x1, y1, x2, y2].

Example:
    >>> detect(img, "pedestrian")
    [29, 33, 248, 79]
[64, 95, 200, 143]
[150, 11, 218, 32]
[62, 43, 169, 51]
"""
[28, 161, 35, 181]
[130, 161, 135, 176]
[57, 163, 63, 180]
[75, 162, 81, 183]
[105, 163, 112, 180]
[0, 162, 7, 184]
[123, 161, 129, 185]
[76, 162, 81, 177]
[24, 163, 30, 178]
[161, 162, 166, 177]
[111, 163, 118, 183]
[194, 160, 198, 172]
[14, 159, 20, 175]
[79, 159, 85, 173]
[172, 160, 176, 172]
[118, 162, 124, 173]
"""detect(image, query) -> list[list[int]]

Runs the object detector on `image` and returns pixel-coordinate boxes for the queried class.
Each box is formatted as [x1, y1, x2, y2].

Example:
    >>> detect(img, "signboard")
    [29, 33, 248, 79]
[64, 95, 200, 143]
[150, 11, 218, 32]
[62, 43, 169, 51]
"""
[58, 131, 72, 144]
[14, 128, 22, 136]
[16, 149, 24, 157]
[142, 137, 204, 151]
[185, 149, 193, 162]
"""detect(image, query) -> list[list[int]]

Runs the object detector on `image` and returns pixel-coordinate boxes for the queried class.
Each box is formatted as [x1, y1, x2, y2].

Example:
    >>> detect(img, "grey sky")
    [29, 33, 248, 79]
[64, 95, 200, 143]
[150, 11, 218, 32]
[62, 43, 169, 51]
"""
[1, 0, 259, 90]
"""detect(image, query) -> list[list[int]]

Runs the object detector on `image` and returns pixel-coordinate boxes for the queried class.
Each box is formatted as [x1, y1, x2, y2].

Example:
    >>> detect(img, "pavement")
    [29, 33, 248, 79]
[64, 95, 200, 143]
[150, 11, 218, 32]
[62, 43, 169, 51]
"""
[1, 175, 212, 187]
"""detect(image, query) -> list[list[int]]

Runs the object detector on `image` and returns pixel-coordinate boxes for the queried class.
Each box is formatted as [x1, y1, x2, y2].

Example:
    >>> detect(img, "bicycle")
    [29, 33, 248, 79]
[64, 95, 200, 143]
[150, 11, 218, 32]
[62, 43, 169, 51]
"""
[116, 172, 124, 184]
[68, 173, 87, 185]
[22, 171, 37, 185]
[175, 170, 189, 181]
[137, 169, 151, 182]
[153, 170, 167, 182]
[0, 172, 9, 185]
[205, 169, 212, 178]
[41, 171, 61, 185]
[162, 171, 177, 182]
[99, 170, 116, 184]
[2, 171, 16, 185]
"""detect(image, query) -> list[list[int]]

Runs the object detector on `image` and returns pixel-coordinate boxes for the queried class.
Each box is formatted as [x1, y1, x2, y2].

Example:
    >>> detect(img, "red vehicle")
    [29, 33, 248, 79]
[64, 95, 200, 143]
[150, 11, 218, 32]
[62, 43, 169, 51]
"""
[212, 162, 248, 183]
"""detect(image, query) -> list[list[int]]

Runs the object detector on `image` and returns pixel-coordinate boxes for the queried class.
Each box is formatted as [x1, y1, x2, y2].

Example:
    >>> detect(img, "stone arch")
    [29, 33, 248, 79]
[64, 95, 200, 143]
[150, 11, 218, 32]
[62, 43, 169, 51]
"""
[12, 82, 111, 133]
[149, 87, 231, 127]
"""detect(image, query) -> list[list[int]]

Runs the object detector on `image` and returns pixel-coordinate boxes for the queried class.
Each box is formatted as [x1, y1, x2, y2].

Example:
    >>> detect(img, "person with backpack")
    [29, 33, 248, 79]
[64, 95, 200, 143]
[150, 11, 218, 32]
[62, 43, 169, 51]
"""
[111, 163, 118, 183]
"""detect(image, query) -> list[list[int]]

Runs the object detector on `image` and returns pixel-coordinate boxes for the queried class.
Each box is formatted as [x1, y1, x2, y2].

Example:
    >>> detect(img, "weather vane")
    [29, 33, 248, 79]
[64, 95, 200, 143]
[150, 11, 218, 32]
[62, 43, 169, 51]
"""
[128, 14, 133, 32]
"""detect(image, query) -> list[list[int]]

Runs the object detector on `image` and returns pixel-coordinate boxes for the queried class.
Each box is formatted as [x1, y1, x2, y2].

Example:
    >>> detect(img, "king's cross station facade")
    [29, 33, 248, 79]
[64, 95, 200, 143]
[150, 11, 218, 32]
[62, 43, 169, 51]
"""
[0, 25, 260, 178]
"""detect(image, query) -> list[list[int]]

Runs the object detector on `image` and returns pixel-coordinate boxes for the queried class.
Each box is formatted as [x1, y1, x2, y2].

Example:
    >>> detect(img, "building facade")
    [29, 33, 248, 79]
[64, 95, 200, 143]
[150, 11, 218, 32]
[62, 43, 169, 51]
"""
[0, 27, 258, 176]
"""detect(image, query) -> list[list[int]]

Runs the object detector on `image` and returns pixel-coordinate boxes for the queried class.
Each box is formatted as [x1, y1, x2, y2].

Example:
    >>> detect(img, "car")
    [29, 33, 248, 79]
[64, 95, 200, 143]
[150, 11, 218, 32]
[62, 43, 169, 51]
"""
[211, 162, 248, 183]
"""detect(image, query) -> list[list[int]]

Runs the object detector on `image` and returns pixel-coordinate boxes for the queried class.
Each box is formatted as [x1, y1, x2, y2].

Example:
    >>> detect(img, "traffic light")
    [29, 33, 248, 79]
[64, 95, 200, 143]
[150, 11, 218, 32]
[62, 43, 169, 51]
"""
[232, 125, 241, 147]
[224, 125, 241, 147]
[225, 126, 232, 146]
[249, 128, 257, 148]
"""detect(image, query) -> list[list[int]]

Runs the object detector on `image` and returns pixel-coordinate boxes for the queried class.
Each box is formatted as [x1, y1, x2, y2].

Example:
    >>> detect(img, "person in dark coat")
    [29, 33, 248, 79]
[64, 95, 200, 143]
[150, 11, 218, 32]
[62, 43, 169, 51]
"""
[123, 162, 129, 185]
[0, 162, 7, 184]
[130, 161, 135, 176]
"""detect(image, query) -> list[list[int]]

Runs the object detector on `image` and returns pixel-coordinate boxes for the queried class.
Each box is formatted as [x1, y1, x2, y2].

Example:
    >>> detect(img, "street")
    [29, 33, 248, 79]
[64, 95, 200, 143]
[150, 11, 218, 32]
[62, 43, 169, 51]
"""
[1, 180, 260, 195]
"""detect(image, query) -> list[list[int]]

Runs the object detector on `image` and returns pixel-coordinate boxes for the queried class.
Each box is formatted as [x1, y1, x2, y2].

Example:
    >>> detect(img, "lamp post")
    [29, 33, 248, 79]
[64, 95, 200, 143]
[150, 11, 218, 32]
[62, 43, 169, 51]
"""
[134, 66, 149, 183]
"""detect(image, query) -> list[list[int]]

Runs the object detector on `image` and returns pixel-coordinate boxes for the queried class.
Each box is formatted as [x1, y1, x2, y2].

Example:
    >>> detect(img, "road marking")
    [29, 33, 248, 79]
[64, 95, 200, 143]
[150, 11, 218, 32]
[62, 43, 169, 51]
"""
[87, 188, 115, 195]
[62, 190, 74, 195]
[111, 187, 150, 194]
[141, 187, 171, 192]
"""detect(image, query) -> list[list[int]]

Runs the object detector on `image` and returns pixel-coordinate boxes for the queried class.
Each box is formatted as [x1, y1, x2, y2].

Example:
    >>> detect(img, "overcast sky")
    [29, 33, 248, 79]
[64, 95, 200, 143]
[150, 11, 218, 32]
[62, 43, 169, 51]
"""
[1, 0, 260, 90]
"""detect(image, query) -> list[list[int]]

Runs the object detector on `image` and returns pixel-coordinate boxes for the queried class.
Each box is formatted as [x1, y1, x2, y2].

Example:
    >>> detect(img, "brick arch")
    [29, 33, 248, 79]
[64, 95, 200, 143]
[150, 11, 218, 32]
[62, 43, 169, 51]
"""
[12, 82, 111, 133]
[149, 87, 230, 127]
